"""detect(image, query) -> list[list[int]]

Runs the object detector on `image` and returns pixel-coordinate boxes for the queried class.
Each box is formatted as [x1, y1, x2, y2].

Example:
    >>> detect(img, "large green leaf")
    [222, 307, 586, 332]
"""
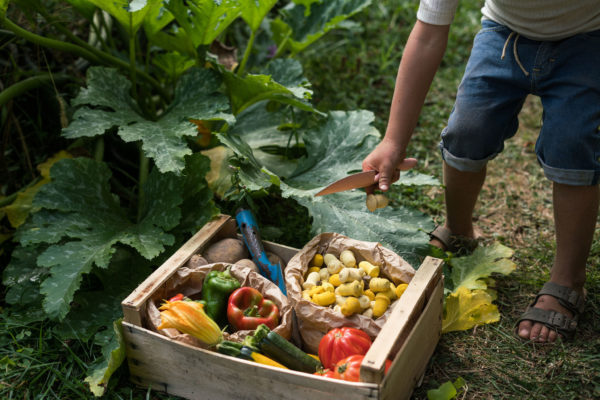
[272, 0, 371, 55]
[54, 248, 153, 341]
[285, 110, 379, 189]
[86, 0, 160, 35]
[0, 0, 8, 18]
[14, 158, 190, 320]
[291, 0, 322, 16]
[164, 0, 242, 48]
[2, 245, 48, 306]
[447, 243, 517, 293]
[152, 51, 196, 82]
[143, 0, 174, 35]
[177, 153, 221, 235]
[240, 0, 277, 31]
[63, 67, 233, 174]
[217, 109, 435, 265]
[228, 101, 303, 178]
[223, 68, 320, 116]
[64, 0, 97, 19]
[292, 191, 434, 266]
[217, 130, 281, 192]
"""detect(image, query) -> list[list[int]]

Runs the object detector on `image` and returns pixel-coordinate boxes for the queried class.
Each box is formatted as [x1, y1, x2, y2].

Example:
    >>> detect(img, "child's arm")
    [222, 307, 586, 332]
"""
[363, 20, 450, 192]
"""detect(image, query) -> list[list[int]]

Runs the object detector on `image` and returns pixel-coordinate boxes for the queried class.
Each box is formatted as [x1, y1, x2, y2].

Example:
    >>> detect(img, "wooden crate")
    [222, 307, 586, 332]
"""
[121, 214, 444, 400]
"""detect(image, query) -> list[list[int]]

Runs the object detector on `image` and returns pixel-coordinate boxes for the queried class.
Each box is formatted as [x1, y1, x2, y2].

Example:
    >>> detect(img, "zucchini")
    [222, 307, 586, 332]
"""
[216, 340, 244, 358]
[240, 346, 288, 369]
[259, 331, 323, 373]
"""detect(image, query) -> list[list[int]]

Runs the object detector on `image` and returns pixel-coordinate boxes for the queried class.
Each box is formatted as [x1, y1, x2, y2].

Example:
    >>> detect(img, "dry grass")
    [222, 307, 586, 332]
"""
[412, 96, 600, 399]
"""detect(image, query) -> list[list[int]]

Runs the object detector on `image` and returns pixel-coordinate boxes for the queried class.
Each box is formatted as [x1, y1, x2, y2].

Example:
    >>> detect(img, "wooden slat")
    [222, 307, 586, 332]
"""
[121, 215, 235, 326]
[380, 277, 443, 400]
[360, 257, 443, 384]
[123, 322, 379, 400]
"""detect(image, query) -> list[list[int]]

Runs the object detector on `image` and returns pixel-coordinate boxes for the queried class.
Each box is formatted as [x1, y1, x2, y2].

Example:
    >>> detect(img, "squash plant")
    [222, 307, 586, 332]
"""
[0, 0, 440, 395]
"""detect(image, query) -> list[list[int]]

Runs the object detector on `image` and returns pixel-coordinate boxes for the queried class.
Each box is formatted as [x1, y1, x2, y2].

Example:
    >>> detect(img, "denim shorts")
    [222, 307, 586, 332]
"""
[440, 19, 600, 185]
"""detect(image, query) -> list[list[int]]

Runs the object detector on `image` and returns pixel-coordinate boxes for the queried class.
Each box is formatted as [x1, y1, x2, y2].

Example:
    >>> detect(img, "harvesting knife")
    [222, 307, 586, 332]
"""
[314, 170, 377, 196]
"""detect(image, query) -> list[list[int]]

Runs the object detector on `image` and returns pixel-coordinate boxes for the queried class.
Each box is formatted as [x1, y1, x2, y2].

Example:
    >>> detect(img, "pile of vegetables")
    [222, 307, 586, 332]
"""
[157, 267, 280, 335]
[301, 250, 408, 318]
[315, 327, 392, 381]
[217, 324, 322, 373]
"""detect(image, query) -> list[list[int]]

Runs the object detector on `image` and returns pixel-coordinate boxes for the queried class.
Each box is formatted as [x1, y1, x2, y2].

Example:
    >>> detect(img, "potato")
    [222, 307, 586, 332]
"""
[203, 238, 249, 263]
[185, 254, 208, 268]
[235, 258, 260, 274]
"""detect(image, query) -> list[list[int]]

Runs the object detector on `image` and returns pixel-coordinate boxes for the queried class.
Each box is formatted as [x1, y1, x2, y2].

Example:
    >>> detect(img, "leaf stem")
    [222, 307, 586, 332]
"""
[93, 137, 105, 162]
[0, 17, 102, 64]
[237, 29, 256, 76]
[129, 15, 138, 100]
[0, 73, 71, 108]
[1, 16, 169, 101]
[137, 145, 149, 222]
[273, 32, 291, 58]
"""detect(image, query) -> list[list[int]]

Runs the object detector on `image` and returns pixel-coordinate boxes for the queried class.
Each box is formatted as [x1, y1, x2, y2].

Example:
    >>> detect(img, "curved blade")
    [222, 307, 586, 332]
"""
[315, 170, 376, 196]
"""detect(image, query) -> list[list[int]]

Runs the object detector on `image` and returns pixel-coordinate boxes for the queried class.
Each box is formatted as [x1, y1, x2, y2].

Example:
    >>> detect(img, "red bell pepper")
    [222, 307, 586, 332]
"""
[227, 287, 279, 331]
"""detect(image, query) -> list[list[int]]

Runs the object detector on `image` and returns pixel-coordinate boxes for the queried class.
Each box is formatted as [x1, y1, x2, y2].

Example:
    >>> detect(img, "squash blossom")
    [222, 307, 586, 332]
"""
[157, 300, 223, 346]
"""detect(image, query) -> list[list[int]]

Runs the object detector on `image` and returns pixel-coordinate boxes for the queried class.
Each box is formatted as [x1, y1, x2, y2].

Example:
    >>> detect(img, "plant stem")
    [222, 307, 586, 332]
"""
[137, 145, 149, 222]
[273, 32, 291, 58]
[129, 15, 138, 100]
[0, 17, 102, 64]
[0, 74, 70, 108]
[237, 30, 256, 76]
[2, 16, 169, 101]
[93, 137, 105, 162]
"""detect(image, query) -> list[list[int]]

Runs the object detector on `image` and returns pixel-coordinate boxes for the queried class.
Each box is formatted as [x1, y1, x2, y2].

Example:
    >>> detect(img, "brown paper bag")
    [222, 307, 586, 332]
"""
[285, 232, 415, 353]
[146, 262, 293, 348]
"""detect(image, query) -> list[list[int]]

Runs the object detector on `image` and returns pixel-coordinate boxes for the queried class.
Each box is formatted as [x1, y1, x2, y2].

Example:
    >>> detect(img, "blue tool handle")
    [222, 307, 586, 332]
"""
[235, 209, 287, 296]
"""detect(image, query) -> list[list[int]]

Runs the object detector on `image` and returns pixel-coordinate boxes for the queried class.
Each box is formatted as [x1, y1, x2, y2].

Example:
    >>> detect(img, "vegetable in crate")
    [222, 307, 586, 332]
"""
[201, 268, 241, 326]
[227, 287, 279, 331]
[216, 340, 288, 369]
[247, 324, 323, 373]
[334, 355, 392, 382]
[318, 327, 372, 369]
[157, 299, 222, 346]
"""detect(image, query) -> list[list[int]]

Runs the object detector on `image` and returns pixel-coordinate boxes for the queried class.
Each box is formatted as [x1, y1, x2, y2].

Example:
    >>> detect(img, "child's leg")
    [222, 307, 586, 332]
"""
[430, 162, 486, 250]
[515, 28, 600, 342]
[517, 183, 598, 342]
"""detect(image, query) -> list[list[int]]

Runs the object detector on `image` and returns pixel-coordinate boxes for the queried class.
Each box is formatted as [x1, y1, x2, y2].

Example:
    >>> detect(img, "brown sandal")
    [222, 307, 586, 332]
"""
[429, 226, 479, 255]
[515, 282, 585, 341]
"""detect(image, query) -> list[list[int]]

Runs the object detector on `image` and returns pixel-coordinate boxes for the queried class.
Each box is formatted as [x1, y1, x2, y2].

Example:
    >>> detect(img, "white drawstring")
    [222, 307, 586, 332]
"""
[501, 31, 529, 76]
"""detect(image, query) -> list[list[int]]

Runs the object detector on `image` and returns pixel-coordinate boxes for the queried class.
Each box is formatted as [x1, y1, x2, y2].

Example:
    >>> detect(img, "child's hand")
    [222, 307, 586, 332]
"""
[362, 142, 417, 193]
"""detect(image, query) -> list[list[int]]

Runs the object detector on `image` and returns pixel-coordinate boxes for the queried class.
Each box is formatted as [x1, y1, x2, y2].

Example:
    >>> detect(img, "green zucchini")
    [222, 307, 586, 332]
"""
[216, 340, 244, 357]
[259, 331, 322, 373]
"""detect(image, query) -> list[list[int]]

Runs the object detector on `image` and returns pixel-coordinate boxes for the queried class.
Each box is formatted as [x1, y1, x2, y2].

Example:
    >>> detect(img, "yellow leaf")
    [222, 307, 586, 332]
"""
[201, 146, 234, 198]
[4, 180, 46, 228]
[38, 150, 72, 178]
[442, 286, 500, 333]
[2, 151, 72, 228]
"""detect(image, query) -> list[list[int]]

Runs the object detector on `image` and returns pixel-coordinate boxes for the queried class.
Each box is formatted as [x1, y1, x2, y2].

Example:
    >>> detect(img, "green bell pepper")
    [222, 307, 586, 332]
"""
[200, 268, 241, 327]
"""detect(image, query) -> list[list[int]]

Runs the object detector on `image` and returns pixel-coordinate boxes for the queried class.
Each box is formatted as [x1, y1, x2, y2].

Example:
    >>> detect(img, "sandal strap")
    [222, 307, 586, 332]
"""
[430, 226, 452, 249]
[518, 307, 578, 339]
[429, 225, 478, 255]
[536, 282, 585, 315]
